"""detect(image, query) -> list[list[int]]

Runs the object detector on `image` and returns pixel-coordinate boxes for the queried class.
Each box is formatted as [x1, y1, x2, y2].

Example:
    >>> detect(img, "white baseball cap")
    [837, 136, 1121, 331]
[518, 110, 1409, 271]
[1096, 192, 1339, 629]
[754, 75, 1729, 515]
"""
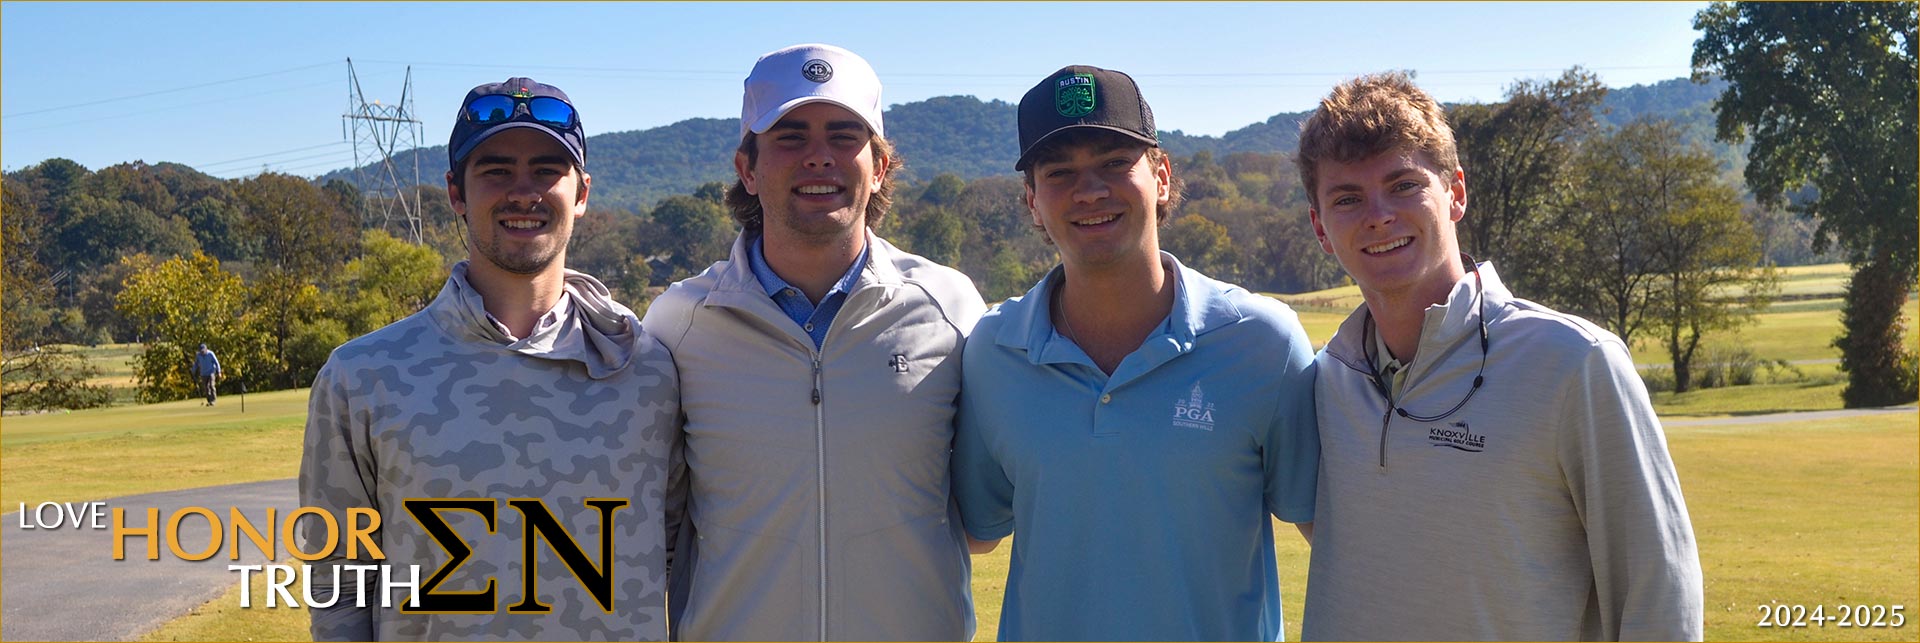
[740, 43, 884, 139]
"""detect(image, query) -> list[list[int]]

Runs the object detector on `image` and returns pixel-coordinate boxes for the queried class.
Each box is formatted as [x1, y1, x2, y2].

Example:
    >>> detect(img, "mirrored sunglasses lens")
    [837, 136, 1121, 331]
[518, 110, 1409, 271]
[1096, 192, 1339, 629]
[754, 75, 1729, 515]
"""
[526, 97, 575, 125]
[466, 95, 517, 123]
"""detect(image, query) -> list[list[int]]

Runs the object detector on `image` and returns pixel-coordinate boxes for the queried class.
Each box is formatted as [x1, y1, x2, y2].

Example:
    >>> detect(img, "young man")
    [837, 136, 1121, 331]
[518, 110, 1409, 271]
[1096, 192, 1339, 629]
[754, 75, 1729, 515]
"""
[641, 44, 984, 641]
[300, 77, 679, 641]
[1294, 72, 1703, 641]
[951, 65, 1319, 641]
[193, 343, 220, 405]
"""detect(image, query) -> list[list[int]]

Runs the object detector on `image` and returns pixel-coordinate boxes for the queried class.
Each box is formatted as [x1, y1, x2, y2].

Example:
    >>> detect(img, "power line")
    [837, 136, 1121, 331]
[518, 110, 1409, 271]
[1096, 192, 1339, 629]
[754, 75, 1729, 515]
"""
[1, 61, 338, 119]
[197, 147, 355, 172]
[189, 141, 348, 169]
[219, 153, 366, 178]
[1, 77, 344, 133]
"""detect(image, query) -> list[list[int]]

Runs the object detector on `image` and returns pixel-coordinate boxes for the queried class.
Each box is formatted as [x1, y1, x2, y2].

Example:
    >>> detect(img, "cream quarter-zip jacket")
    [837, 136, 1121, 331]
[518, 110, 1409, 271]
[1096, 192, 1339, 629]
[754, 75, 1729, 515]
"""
[1302, 262, 1703, 641]
[643, 232, 985, 641]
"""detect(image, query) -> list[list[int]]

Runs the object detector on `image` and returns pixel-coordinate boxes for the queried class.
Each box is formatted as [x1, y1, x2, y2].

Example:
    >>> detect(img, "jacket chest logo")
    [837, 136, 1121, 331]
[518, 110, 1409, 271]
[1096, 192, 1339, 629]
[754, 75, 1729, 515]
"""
[1428, 421, 1487, 452]
[1171, 383, 1216, 431]
[889, 353, 909, 373]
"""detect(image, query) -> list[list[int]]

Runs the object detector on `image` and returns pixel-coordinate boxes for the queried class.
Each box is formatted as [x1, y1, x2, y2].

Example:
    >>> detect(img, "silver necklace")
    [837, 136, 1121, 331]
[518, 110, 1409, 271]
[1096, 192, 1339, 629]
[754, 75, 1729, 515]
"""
[1052, 281, 1080, 343]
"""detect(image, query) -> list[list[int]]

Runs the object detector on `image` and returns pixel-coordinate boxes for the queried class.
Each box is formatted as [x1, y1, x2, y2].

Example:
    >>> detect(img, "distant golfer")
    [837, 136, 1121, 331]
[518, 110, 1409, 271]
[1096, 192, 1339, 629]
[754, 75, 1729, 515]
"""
[193, 343, 220, 406]
[1293, 71, 1702, 640]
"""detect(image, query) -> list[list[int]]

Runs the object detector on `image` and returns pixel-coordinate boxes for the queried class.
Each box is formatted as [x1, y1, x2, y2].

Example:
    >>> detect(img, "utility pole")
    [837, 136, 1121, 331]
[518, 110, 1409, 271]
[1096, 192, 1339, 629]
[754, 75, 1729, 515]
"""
[342, 58, 425, 244]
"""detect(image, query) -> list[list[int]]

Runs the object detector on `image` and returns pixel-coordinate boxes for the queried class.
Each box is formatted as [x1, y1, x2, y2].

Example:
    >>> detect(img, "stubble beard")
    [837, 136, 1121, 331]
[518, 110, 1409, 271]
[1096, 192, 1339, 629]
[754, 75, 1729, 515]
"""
[769, 198, 867, 248]
[472, 203, 568, 275]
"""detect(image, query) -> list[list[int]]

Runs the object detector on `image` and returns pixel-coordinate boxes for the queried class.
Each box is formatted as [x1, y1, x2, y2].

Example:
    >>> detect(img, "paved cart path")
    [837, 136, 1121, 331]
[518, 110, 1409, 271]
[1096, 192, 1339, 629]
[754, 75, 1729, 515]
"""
[1661, 404, 1916, 427]
[1, 478, 298, 642]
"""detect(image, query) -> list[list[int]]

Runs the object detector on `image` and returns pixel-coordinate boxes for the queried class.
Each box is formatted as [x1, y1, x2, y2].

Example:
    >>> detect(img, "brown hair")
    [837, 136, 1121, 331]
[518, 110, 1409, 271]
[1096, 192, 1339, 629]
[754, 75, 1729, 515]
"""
[1019, 128, 1185, 229]
[725, 133, 900, 233]
[1295, 71, 1460, 210]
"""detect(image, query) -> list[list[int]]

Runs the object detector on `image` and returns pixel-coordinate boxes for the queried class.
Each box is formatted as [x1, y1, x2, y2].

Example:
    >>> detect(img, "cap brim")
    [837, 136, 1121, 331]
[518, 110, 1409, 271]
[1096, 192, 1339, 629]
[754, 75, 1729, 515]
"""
[1013, 124, 1159, 171]
[746, 96, 881, 138]
[452, 121, 584, 167]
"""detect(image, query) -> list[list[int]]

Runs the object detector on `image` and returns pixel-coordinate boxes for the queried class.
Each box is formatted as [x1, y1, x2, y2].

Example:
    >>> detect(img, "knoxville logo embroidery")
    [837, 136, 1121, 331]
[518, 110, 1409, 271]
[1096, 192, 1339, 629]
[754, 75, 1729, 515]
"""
[1428, 421, 1487, 452]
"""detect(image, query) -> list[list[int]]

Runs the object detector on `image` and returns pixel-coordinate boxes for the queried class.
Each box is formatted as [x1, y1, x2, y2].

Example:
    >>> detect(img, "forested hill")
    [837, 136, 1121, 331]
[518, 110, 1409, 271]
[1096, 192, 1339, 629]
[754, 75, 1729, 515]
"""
[319, 76, 1730, 213]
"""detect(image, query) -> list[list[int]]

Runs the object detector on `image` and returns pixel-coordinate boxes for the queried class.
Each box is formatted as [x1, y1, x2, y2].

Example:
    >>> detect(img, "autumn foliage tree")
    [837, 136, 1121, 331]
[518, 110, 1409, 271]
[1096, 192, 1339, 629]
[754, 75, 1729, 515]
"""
[115, 252, 268, 402]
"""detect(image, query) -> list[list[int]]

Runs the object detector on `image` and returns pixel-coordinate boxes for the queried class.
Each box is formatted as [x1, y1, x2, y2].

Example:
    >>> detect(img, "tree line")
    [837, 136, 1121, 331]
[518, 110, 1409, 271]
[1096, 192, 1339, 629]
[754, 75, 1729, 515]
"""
[7, 2, 1912, 409]
[0, 97, 1801, 409]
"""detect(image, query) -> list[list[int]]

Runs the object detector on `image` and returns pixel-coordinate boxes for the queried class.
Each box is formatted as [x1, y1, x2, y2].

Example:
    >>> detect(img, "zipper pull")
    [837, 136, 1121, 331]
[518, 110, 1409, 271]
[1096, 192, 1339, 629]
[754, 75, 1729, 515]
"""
[811, 359, 822, 405]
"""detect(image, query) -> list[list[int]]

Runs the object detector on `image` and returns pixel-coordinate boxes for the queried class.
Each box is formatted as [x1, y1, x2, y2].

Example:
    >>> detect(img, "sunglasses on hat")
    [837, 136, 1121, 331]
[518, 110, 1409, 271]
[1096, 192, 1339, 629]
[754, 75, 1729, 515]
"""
[463, 94, 577, 128]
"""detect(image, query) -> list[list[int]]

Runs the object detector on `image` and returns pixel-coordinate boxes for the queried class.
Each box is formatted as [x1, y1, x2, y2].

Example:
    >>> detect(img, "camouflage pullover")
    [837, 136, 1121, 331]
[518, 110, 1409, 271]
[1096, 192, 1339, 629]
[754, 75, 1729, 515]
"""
[300, 261, 679, 641]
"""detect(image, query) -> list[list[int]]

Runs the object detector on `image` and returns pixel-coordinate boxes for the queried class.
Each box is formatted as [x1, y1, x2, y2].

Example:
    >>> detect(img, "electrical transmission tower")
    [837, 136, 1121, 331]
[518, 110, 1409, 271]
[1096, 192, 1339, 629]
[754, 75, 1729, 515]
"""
[342, 58, 426, 244]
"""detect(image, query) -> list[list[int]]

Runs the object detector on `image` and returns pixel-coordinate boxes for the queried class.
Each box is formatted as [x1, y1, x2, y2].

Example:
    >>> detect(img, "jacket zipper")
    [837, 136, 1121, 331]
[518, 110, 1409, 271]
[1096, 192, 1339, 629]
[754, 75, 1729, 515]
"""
[1377, 405, 1393, 468]
[811, 354, 827, 641]
[1369, 373, 1396, 468]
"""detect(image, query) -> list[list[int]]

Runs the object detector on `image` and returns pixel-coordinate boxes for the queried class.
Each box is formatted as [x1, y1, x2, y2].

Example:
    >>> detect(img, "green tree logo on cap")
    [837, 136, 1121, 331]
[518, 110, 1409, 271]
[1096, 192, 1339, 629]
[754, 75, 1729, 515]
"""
[1055, 73, 1096, 118]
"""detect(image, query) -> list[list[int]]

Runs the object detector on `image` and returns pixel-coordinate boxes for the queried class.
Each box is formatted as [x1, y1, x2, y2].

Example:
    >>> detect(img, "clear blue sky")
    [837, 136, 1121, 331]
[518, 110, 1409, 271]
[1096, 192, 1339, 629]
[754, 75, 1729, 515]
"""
[2, 2, 1709, 179]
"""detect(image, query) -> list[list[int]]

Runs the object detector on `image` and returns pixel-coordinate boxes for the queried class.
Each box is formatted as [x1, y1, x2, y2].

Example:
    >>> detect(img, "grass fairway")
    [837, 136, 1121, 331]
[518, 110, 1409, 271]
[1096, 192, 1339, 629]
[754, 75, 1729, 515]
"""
[8, 301, 1913, 641]
[75, 343, 142, 388]
[1652, 364, 1848, 417]
[1669, 413, 1919, 641]
[0, 388, 309, 508]
[140, 579, 307, 642]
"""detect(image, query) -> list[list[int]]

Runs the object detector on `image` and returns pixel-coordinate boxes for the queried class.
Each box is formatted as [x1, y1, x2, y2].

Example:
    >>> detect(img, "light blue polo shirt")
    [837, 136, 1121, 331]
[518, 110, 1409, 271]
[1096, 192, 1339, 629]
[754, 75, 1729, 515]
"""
[952, 252, 1319, 641]
[748, 235, 870, 348]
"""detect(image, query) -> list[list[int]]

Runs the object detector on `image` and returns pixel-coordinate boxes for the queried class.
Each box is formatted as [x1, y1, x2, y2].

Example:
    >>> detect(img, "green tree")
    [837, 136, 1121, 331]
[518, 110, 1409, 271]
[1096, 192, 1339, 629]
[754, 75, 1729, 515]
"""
[331, 229, 448, 336]
[905, 207, 966, 266]
[986, 245, 1036, 303]
[919, 173, 967, 206]
[231, 173, 357, 388]
[1, 182, 111, 410]
[2, 346, 112, 410]
[612, 255, 656, 313]
[1449, 67, 1608, 290]
[233, 172, 358, 274]
[53, 195, 199, 269]
[1550, 123, 1668, 347]
[250, 270, 331, 389]
[1161, 214, 1234, 276]
[650, 194, 734, 281]
[1650, 180, 1774, 393]
[1693, 1, 1919, 405]
[3, 180, 51, 349]
[1554, 119, 1772, 392]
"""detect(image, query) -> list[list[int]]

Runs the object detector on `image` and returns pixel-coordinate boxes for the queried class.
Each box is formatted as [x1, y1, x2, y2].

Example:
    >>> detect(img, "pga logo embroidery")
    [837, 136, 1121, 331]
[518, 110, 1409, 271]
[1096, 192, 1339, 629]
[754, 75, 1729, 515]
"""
[801, 59, 834, 83]
[889, 354, 909, 374]
[1428, 421, 1487, 452]
[1171, 383, 1216, 431]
